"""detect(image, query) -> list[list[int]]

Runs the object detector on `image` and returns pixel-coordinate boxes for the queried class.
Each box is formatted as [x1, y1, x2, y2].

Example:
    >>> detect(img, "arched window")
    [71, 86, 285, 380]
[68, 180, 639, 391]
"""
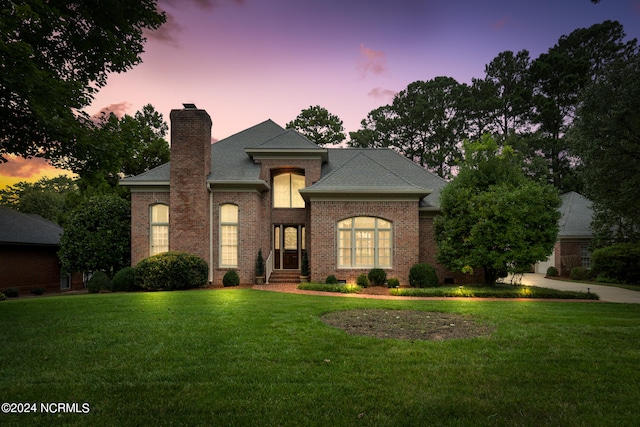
[220, 204, 238, 267]
[338, 217, 392, 268]
[150, 204, 169, 255]
[273, 173, 305, 208]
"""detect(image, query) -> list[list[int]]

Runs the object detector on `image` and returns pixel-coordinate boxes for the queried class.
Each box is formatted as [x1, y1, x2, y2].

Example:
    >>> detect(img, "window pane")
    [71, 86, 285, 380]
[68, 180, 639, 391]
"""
[273, 174, 290, 208]
[354, 217, 375, 228]
[151, 225, 169, 255]
[338, 218, 352, 229]
[291, 174, 305, 208]
[378, 230, 391, 267]
[338, 230, 351, 267]
[220, 204, 238, 223]
[151, 204, 168, 223]
[377, 219, 391, 229]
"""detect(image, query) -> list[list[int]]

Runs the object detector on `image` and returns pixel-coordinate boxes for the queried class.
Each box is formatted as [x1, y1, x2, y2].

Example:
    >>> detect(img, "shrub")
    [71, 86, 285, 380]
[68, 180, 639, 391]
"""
[570, 266, 590, 281]
[409, 263, 439, 288]
[301, 251, 310, 277]
[297, 283, 361, 293]
[368, 268, 387, 286]
[4, 287, 19, 298]
[223, 269, 240, 287]
[325, 275, 338, 284]
[546, 266, 559, 277]
[255, 250, 265, 277]
[0, 292, 6, 301]
[387, 278, 400, 288]
[30, 287, 45, 296]
[111, 267, 137, 292]
[136, 251, 209, 291]
[87, 271, 111, 293]
[356, 273, 369, 288]
[591, 243, 640, 284]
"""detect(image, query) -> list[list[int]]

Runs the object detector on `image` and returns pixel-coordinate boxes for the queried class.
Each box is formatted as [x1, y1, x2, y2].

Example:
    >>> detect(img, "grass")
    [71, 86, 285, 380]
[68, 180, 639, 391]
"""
[1, 289, 639, 426]
[391, 284, 599, 299]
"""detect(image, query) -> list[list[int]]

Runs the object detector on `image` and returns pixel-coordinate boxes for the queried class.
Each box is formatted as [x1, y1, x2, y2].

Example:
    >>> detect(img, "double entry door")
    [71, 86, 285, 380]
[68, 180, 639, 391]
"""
[274, 225, 305, 270]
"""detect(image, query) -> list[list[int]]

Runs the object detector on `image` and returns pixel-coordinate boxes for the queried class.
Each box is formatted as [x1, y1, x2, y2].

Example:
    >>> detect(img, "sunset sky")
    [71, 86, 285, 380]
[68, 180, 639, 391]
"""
[1, 0, 639, 189]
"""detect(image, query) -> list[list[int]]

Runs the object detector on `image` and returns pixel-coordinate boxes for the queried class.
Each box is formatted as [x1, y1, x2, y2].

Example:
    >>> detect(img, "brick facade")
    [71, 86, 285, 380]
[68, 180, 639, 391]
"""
[555, 239, 591, 276]
[130, 191, 170, 266]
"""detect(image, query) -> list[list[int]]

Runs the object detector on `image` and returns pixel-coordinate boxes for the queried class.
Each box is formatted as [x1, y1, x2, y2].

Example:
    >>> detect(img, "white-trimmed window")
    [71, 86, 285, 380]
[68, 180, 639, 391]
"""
[338, 217, 392, 268]
[150, 204, 169, 255]
[581, 245, 591, 269]
[220, 204, 238, 267]
[273, 173, 305, 208]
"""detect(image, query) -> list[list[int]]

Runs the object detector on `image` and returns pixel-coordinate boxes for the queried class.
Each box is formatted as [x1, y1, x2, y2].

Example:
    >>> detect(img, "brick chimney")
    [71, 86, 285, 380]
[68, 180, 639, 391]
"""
[169, 104, 212, 263]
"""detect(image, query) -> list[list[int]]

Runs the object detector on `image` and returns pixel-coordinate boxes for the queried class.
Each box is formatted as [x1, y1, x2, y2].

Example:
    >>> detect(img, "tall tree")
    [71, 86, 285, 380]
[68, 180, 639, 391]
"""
[0, 175, 77, 224]
[61, 104, 169, 194]
[0, 1, 165, 162]
[528, 20, 637, 191]
[350, 77, 467, 179]
[571, 53, 640, 246]
[434, 135, 561, 285]
[286, 105, 346, 146]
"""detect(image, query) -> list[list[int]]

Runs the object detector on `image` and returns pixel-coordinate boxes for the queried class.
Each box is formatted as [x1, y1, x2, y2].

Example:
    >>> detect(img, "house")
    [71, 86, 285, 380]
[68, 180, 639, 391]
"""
[121, 105, 480, 286]
[0, 206, 83, 293]
[535, 191, 593, 276]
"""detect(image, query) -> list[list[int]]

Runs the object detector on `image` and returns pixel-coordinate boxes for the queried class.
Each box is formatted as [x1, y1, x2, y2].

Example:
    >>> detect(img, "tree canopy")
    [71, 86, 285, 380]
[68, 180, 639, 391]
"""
[571, 53, 640, 246]
[0, 1, 165, 162]
[286, 105, 346, 146]
[0, 175, 76, 224]
[434, 135, 561, 285]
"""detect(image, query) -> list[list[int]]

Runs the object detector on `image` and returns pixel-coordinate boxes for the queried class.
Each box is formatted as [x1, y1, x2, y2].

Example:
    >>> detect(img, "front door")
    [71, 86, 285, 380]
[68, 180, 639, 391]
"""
[274, 225, 305, 269]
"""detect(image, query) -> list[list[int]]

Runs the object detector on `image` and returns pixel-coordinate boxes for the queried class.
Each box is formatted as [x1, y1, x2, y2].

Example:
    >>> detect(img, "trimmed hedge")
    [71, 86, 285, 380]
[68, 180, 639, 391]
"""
[368, 268, 387, 286]
[136, 252, 209, 291]
[87, 271, 111, 293]
[223, 269, 240, 287]
[111, 267, 137, 292]
[409, 263, 439, 288]
[387, 278, 400, 288]
[570, 266, 590, 281]
[356, 273, 369, 288]
[591, 243, 640, 284]
[546, 266, 559, 277]
[325, 275, 338, 284]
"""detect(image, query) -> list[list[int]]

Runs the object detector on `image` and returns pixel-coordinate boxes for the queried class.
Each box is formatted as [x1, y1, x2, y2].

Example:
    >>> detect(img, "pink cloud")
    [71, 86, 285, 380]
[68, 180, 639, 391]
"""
[491, 15, 511, 30]
[90, 102, 132, 124]
[145, 12, 182, 47]
[0, 155, 59, 178]
[368, 87, 397, 101]
[357, 44, 387, 78]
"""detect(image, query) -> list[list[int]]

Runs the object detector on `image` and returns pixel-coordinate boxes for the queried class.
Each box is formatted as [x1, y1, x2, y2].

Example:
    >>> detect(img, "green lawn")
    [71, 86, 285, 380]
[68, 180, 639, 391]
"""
[1, 289, 639, 426]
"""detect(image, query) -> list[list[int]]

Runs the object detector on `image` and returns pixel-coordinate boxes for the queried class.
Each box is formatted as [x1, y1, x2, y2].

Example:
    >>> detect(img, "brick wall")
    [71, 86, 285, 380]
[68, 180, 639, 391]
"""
[130, 191, 170, 266]
[308, 200, 419, 286]
[169, 108, 212, 266]
[556, 239, 590, 276]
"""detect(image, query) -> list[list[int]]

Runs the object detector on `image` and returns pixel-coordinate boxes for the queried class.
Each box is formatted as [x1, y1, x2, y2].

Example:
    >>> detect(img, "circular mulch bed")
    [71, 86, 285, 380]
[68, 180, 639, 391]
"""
[321, 309, 494, 341]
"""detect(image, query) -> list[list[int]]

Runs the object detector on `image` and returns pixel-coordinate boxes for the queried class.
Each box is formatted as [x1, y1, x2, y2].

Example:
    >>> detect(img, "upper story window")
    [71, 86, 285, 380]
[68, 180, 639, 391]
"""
[220, 204, 238, 268]
[150, 204, 169, 256]
[273, 173, 305, 208]
[338, 217, 392, 268]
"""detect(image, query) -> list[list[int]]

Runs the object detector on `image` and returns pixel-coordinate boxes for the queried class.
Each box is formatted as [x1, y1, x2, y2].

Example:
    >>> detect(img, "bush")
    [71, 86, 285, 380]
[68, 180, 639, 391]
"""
[111, 267, 137, 292]
[87, 271, 111, 293]
[325, 275, 338, 284]
[223, 269, 240, 287]
[301, 251, 310, 277]
[0, 292, 6, 301]
[387, 278, 400, 288]
[546, 266, 559, 277]
[368, 268, 387, 286]
[136, 251, 209, 291]
[4, 287, 19, 298]
[30, 287, 45, 296]
[570, 266, 590, 281]
[591, 243, 640, 284]
[409, 263, 439, 288]
[255, 250, 265, 277]
[356, 273, 369, 288]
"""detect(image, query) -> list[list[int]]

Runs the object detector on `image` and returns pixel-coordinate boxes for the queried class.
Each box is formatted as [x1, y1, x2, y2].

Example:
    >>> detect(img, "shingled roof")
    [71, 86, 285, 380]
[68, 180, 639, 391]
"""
[0, 206, 63, 246]
[120, 119, 446, 208]
[558, 192, 593, 238]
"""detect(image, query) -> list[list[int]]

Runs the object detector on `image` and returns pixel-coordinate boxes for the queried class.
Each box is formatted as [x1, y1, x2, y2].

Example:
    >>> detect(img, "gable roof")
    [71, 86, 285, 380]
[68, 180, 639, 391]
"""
[558, 192, 593, 238]
[120, 119, 447, 208]
[0, 206, 63, 246]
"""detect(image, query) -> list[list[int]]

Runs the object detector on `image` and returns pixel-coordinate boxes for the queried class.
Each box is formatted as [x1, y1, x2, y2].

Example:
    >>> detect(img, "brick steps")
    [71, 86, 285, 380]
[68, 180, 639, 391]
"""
[268, 270, 301, 284]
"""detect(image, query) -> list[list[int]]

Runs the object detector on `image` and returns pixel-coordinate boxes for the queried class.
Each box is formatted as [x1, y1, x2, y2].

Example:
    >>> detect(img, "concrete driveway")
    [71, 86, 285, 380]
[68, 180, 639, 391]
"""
[518, 273, 640, 304]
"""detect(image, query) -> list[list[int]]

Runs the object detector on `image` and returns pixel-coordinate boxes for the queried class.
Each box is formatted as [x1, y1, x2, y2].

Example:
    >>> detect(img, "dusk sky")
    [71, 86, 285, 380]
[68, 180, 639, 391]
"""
[1, 0, 639, 188]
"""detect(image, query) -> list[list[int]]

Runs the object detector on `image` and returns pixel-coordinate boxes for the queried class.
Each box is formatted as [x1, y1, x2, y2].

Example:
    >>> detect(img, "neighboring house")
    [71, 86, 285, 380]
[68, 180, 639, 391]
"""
[535, 191, 593, 276]
[121, 105, 481, 286]
[0, 206, 83, 293]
